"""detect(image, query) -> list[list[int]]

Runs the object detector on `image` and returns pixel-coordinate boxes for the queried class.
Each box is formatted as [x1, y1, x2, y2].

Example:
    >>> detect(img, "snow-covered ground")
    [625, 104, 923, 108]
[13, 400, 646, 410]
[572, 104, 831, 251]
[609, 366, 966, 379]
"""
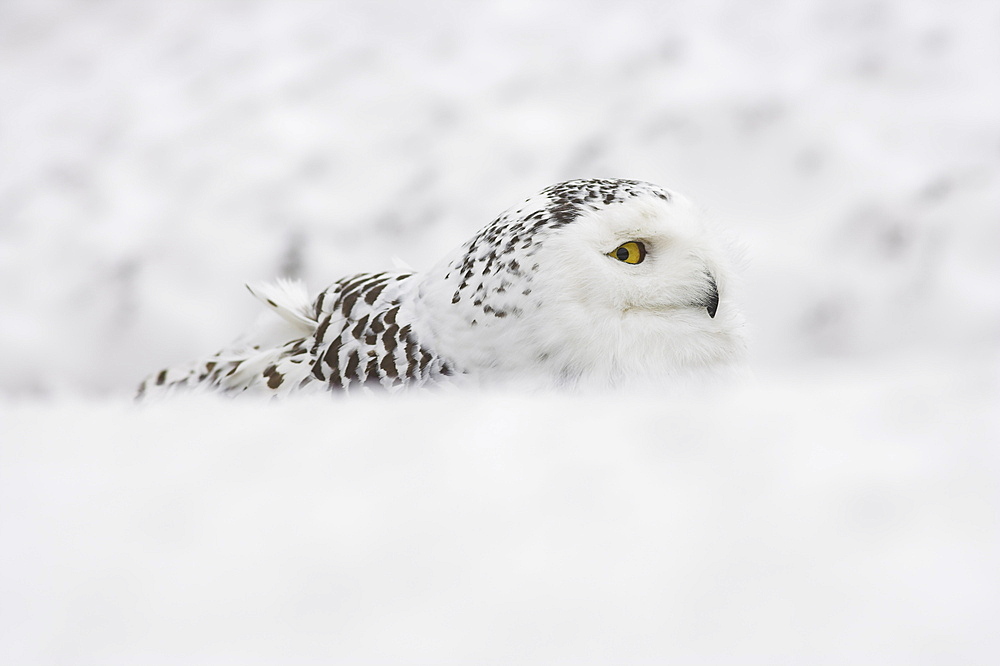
[2, 1, 999, 663]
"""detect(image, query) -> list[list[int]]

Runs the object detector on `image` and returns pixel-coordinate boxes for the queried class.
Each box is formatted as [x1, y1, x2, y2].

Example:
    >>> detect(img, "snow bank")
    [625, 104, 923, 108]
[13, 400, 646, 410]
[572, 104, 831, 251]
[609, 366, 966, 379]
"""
[3, 367, 998, 663]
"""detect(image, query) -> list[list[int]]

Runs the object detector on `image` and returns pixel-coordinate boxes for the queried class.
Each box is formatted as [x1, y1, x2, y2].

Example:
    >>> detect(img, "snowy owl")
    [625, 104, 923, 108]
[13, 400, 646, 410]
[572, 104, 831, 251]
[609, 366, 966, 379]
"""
[138, 178, 745, 397]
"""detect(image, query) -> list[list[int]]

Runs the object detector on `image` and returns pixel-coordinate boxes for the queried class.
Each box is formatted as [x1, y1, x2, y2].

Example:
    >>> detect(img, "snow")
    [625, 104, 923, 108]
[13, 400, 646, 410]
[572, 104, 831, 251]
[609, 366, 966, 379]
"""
[5, 376, 999, 664]
[2, 0, 999, 663]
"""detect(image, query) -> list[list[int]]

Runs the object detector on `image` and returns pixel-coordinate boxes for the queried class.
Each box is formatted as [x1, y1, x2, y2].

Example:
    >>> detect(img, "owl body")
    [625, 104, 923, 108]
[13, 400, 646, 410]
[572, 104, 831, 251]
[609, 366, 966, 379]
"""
[139, 179, 746, 398]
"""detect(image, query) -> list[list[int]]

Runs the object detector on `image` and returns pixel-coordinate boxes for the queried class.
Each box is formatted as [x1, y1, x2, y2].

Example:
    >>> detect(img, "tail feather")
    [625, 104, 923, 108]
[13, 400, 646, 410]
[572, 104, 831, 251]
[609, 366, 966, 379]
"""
[138, 279, 320, 399]
[245, 278, 316, 334]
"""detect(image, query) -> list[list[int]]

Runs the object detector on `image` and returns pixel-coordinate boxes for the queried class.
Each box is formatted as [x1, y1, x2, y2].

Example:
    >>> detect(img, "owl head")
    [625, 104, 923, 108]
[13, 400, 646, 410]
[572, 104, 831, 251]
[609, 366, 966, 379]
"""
[418, 179, 746, 388]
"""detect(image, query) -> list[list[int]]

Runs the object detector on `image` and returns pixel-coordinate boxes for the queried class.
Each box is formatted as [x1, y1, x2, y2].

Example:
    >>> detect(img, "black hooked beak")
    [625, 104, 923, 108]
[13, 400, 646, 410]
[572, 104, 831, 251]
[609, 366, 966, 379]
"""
[704, 273, 719, 319]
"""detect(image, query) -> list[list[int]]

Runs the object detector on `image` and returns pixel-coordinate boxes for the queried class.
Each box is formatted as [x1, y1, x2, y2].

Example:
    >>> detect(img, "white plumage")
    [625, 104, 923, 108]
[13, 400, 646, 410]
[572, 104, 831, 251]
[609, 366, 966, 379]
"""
[139, 179, 745, 397]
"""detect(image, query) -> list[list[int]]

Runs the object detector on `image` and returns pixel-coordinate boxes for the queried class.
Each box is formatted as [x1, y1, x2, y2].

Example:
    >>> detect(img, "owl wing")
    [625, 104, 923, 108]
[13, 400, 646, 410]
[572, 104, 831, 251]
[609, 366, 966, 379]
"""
[137, 273, 458, 399]
[306, 272, 457, 392]
[137, 279, 317, 398]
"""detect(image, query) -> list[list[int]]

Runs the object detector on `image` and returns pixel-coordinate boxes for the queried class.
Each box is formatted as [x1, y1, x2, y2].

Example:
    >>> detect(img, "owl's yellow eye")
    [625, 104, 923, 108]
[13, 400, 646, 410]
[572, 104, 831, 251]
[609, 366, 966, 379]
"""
[609, 241, 646, 264]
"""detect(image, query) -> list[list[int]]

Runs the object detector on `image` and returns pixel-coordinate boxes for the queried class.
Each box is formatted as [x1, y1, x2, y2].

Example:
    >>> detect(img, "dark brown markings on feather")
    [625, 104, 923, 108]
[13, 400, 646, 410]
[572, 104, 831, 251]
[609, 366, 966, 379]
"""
[357, 274, 389, 295]
[351, 315, 370, 339]
[380, 353, 397, 379]
[363, 281, 387, 305]
[493, 310, 507, 318]
[327, 371, 343, 390]
[548, 202, 577, 228]
[383, 325, 399, 353]
[342, 275, 371, 293]
[312, 359, 326, 381]
[404, 338, 419, 379]
[452, 292, 461, 304]
[364, 358, 379, 381]
[344, 350, 360, 379]
[440, 362, 453, 376]
[419, 350, 431, 372]
[385, 306, 398, 326]
[314, 291, 326, 317]
[342, 274, 374, 293]
[156, 369, 167, 386]
[314, 317, 331, 346]
[370, 314, 385, 334]
[324, 337, 342, 371]
[365, 332, 377, 346]
[267, 299, 277, 307]
[340, 290, 361, 318]
[396, 274, 409, 281]
[263, 365, 284, 389]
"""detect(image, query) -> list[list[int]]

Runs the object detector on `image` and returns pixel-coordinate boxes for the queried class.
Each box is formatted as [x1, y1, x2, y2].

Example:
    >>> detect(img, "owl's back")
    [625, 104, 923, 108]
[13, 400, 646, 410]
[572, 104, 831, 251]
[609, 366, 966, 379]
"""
[137, 272, 456, 399]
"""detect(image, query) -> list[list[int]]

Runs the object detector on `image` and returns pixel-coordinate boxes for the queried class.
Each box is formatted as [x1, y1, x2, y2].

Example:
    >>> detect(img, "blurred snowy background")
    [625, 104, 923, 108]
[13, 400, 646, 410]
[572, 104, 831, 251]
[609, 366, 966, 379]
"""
[2, 0, 999, 663]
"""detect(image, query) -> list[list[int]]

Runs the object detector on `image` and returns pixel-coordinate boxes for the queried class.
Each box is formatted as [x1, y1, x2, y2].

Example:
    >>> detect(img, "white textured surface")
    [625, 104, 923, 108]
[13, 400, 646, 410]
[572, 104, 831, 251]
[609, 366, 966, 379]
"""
[2, 0, 999, 663]
[4, 370, 999, 664]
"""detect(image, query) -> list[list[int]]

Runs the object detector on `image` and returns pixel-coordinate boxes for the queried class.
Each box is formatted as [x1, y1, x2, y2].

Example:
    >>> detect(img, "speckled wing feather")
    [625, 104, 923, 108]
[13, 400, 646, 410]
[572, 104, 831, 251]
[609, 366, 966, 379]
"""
[303, 272, 455, 392]
[138, 272, 456, 398]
